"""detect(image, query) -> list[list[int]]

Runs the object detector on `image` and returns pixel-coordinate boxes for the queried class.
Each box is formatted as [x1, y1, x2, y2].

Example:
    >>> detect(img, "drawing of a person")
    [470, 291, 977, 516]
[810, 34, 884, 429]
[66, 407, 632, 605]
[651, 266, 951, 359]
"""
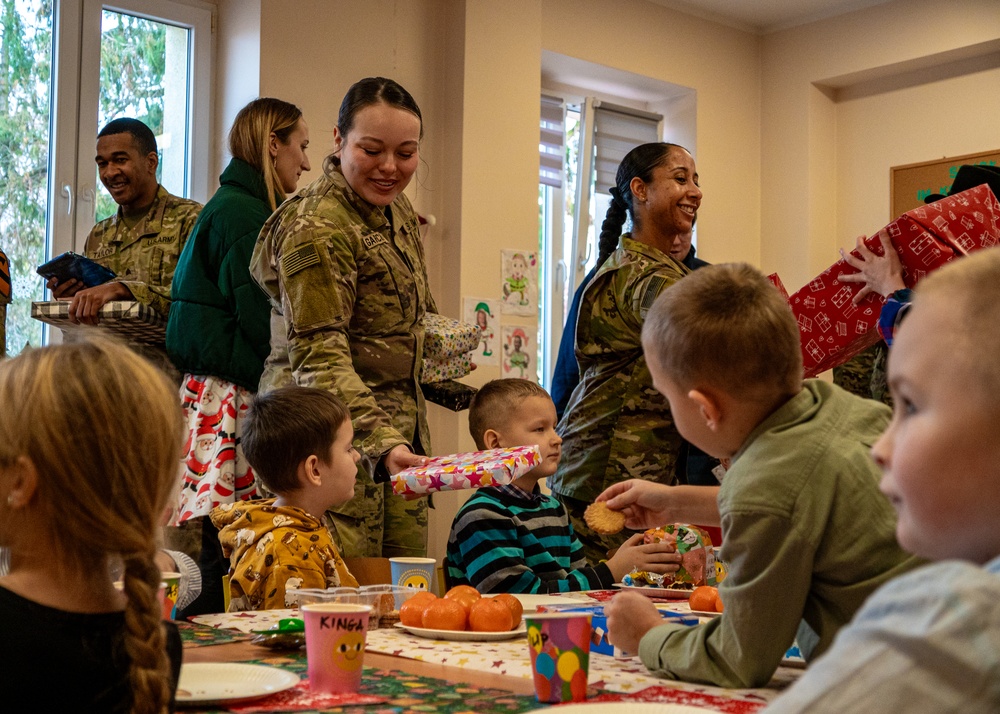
[504, 327, 530, 378]
[474, 302, 495, 356]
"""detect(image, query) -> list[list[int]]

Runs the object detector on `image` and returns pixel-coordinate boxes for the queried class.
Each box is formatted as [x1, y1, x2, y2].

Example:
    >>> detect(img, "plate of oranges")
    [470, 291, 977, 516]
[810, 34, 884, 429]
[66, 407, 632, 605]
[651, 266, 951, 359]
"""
[395, 586, 527, 641]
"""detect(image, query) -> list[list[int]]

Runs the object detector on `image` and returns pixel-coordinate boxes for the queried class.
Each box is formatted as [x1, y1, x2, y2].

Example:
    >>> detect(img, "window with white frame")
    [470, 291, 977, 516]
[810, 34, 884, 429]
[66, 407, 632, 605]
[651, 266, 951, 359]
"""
[538, 96, 663, 387]
[0, 0, 212, 354]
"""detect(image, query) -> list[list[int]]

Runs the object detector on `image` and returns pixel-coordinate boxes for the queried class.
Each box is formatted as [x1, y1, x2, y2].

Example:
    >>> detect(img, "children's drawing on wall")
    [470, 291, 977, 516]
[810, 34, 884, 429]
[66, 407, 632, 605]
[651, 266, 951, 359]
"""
[501, 249, 538, 316]
[463, 297, 500, 366]
[502, 324, 536, 382]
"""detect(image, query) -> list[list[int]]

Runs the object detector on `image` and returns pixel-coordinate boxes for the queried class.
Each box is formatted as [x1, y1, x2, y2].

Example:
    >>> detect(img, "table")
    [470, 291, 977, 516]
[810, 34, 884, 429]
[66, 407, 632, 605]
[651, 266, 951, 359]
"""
[178, 594, 801, 712]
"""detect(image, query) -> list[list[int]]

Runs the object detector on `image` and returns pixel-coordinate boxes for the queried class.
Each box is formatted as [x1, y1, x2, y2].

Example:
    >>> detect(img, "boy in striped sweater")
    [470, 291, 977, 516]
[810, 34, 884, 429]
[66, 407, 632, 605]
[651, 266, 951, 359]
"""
[445, 379, 678, 593]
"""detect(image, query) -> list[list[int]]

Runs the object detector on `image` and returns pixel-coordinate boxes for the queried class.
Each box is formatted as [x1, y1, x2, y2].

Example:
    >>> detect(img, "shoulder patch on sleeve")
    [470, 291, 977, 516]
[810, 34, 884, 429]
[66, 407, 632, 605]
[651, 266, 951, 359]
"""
[280, 242, 321, 278]
[639, 275, 669, 317]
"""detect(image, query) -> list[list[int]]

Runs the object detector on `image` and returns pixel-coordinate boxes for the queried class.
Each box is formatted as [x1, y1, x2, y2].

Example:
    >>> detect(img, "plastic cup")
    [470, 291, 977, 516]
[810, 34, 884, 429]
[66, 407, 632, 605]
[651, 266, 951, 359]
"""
[389, 557, 436, 596]
[524, 611, 592, 703]
[160, 572, 181, 619]
[302, 603, 372, 694]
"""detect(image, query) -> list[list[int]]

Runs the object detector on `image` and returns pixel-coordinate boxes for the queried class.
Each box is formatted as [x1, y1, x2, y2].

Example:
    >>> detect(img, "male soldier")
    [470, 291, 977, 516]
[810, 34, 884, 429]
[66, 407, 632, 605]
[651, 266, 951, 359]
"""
[48, 118, 201, 325]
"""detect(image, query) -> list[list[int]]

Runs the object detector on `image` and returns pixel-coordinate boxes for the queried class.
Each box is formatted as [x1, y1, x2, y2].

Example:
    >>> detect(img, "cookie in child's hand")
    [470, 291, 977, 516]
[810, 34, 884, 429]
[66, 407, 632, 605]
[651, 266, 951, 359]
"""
[584, 502, 626, 535]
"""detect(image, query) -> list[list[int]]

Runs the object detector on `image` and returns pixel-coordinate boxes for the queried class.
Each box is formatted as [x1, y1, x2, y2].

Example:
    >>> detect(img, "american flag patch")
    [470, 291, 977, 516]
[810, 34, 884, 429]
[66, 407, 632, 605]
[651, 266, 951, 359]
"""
[639, 275, 668, 316]
[280, 242, 321, 277]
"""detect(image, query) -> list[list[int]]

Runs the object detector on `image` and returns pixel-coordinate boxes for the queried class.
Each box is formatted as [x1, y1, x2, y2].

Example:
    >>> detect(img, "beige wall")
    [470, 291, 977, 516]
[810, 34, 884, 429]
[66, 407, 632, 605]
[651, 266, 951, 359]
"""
[761, 0, 1000, 289]
[213, 0, 1000, 565]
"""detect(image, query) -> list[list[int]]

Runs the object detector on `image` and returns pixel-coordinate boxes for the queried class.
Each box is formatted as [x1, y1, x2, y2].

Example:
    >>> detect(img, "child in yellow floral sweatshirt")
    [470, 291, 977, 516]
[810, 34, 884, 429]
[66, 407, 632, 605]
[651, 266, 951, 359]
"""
[211, 386, 359, 611]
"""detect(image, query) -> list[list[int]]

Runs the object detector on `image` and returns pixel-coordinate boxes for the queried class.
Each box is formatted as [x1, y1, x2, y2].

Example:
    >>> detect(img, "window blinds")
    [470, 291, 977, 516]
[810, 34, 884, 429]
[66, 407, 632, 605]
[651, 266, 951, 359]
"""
[593, 103, 660, 195]
[539, 95, 564, 188]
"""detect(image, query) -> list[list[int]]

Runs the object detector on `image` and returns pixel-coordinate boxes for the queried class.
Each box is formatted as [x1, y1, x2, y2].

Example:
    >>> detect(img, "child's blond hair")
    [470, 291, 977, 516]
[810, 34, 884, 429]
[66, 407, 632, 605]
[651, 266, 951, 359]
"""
[642, 262, 803, 401]
[468, 379, 553, 450]
[909, 248, 1000, 398]
[0, 339, 183, 714]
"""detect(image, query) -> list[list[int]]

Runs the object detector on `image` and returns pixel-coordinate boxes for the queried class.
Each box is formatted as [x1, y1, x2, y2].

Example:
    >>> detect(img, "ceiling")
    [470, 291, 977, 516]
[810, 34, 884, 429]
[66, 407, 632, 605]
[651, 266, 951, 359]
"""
[646, 0, 895, 34]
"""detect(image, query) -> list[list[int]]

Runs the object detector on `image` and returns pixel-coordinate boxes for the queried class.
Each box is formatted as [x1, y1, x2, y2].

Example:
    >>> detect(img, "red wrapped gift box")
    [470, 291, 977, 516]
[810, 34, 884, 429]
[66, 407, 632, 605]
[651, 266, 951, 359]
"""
[777, 184, 1000, 377]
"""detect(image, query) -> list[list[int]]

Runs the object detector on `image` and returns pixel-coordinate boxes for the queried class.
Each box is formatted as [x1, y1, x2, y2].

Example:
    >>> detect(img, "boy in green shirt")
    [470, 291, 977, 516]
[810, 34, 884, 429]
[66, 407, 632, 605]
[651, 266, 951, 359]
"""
[603, 263, 920, 688]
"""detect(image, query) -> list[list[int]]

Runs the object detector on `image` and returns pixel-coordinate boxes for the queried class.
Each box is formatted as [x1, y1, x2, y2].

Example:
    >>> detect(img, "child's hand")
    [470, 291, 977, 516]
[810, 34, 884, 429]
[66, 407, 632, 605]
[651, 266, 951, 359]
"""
[598, 479, 677, 530]
[606, 591, 664, 654]
[605, 532, 681, 582]
[839, 230, 905, 303]
[598, 479, 722, 530]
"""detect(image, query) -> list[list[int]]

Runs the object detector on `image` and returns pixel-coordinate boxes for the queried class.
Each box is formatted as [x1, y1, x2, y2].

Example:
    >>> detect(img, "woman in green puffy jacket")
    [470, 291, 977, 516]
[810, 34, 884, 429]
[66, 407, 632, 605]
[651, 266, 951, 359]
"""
[165, 97, 310, 613]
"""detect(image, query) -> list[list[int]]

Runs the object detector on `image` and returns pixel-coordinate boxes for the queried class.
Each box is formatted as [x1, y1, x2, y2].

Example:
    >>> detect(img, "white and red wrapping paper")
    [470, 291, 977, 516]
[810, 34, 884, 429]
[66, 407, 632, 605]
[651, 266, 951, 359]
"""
[773, 184, 1000, 377]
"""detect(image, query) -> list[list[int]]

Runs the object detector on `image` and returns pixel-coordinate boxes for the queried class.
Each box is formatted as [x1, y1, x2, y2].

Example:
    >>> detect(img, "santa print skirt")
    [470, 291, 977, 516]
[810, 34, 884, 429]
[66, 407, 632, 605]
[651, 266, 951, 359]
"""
[173, 374, 258, 524]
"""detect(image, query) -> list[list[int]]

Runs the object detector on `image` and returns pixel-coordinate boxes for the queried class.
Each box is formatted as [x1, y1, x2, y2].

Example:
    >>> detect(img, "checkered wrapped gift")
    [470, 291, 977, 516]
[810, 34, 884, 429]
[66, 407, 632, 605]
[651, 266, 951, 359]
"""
[31, 300, 167, 347]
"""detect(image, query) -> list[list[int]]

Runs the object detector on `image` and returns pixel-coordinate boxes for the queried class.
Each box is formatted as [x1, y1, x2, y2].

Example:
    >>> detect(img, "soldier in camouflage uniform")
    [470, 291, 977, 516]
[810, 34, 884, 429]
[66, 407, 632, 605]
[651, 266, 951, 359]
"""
[548, 143, 702, 565]
[48, 119, 200, 322]
[250, 78, 433, 559]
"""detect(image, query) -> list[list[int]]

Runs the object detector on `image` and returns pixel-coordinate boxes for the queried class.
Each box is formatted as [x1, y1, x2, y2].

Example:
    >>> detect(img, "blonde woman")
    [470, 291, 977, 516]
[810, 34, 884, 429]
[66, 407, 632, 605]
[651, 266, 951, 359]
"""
[166, 98, 310, 613]
[0, 338, 184, 712]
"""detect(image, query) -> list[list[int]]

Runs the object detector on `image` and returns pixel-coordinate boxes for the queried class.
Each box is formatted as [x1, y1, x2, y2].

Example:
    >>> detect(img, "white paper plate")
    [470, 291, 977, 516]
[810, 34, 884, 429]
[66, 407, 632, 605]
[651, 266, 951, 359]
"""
[394, 621, 527, 641]
[541, 704, 707, 713]
[612, 583, 694, 600]
[176, 662, 299, 705]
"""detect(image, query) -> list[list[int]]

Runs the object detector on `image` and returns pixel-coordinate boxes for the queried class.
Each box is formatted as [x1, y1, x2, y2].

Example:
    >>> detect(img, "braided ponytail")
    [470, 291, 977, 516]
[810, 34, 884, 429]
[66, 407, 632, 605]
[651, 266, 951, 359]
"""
[596, 142, 686, 268]
[122, 552, 172, 714]
[0, 338, 183, 714]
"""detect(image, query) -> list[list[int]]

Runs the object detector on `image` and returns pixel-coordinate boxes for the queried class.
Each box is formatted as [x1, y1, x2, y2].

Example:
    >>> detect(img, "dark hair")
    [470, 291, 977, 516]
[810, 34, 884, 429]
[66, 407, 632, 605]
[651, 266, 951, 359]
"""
[642, 263, 802, 402]
[242, 386, 352, 494]
[98, 118, 158, 157]
[468, 379, 552, 450]
[327, 77, 422, 168]
[597, 143, 687, 267]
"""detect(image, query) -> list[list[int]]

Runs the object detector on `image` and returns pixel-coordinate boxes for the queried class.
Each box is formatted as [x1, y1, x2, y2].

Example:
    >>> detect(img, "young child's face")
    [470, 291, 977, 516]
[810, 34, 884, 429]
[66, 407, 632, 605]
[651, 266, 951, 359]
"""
[873, 297, 1000, 564]
[495, 395, 562, 479]
[318, 420, 360, 507]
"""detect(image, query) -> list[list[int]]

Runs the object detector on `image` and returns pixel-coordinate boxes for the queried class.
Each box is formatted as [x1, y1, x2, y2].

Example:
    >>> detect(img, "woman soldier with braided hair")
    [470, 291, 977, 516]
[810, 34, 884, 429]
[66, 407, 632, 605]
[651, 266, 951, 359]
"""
[547, 143, 704, 564]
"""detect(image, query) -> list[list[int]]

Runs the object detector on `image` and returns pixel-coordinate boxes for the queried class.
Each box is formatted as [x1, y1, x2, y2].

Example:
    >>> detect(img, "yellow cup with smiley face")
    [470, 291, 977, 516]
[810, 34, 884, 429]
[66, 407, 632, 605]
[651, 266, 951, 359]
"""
[301, 603, 372, 693]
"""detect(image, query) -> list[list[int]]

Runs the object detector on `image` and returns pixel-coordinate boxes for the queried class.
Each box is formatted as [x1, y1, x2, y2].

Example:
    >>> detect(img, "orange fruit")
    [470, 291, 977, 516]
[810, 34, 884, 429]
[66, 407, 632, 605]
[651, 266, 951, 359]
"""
[422, 598, 468, 631]
[399, 592, 438, 627]
[468, 597, 514, 632]
[491, 593, 523, 629]
[689, 586, 720, 613]
[444, 585, 481, 601]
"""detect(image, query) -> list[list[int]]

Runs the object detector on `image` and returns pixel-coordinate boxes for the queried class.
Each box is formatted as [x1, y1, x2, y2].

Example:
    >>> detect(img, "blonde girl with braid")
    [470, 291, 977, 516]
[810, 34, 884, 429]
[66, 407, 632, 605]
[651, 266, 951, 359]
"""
[0, 338, 184, 713]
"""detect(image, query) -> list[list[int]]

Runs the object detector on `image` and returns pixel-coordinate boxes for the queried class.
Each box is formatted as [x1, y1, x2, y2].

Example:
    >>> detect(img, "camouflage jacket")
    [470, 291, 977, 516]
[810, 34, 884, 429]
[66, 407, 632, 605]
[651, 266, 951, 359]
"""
[548, 235, 691, 503]
[250, 167, 436, 518]
[85, 185, 202, 317]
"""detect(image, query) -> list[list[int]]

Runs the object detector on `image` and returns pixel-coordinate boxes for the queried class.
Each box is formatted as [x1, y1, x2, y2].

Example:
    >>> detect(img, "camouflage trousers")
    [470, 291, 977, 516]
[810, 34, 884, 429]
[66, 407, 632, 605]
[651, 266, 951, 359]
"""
[326, 479, 428, 558]
[554, 491, 639, 567]
[833, 342, 893, 407]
